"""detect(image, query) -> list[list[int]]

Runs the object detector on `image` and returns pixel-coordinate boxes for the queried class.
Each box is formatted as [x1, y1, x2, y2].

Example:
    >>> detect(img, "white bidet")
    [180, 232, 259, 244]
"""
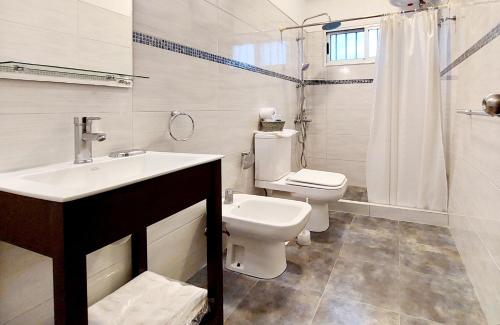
[222, 194, 311, 279]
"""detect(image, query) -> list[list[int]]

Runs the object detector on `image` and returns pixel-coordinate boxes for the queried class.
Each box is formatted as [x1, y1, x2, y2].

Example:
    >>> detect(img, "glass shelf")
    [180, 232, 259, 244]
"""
[0, 61, 148, 87]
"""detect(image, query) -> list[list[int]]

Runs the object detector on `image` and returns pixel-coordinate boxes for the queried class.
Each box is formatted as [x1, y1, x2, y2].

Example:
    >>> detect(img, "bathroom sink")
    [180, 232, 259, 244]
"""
[0, 151, 223, 202]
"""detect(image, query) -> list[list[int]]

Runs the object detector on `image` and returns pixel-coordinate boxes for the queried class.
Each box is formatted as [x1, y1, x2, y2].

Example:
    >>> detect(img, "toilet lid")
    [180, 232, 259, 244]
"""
[286, 169, 346, 188]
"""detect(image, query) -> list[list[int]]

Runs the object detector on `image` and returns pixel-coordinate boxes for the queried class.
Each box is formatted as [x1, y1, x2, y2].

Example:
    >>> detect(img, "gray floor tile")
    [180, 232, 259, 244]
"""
[312, 294, 399, 325]
[187, 267, 257, 320]
[192, 213, 487, 324]
[341, 230, 399, 266]
[350, 215, 399, 239]
[399, 222, 456, 250]
[225, 280, 322, 325]
[400, 270, 487, 324]
[330, 211, 356, 225]
[269, 242, 337, 293]
[326, 258, 400, 312]
[400, 241, 467, 278]
[400, 314, 444, 325]
[310, 213, 352, 253]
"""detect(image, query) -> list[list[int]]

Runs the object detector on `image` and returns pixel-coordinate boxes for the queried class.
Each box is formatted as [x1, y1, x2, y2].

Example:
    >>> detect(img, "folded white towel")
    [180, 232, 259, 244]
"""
[88, 271, 207, 325]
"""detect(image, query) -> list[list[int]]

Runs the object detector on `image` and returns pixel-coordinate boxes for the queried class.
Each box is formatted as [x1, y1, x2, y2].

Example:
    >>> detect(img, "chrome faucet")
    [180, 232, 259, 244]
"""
[74, 117, 106, 164]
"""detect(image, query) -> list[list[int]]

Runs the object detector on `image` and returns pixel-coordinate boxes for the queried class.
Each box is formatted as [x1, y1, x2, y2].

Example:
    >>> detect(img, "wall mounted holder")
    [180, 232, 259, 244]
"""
[241, 151, 255, 170]
[169, 111, 195, 141]
[0, 61, 148, 88]
[456, 94, 500, 117]
[456, 109, 500, 117]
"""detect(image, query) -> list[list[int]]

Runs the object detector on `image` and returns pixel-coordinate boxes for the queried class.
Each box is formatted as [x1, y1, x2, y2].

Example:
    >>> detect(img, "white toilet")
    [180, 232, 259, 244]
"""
[223, 194, 311, 279]
[254, 129, 347, 232]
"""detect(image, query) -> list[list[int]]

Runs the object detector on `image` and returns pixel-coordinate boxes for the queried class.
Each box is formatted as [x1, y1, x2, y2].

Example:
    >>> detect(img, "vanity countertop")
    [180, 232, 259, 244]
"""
[0, 151, 223, 202]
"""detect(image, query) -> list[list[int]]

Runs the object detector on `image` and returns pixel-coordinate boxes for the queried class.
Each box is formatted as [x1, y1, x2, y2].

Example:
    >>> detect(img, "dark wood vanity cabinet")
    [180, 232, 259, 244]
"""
[0, 160, 223, 325]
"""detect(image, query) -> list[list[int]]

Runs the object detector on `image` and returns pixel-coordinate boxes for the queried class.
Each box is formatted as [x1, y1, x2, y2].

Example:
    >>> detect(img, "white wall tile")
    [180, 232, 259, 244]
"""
[0, 111, 132, 171]
[0, 20, 78, 67]
[80, 0, 132, 17]
[0, 245, 52, 324]
[0, 79, 132, 114]
[307, 157, 366, 187]
[133, 0, 219, 53]
[444, 1, 500, 321]
[148, 215, 207, 282]
[326, 134, 369, 161]
[132, 45, 218, 111]
[77, 39, 132, 75]
[3, 299, 53, 325]
[327, 108, 371, 136]
[78, 2, 132, 48]
[0, 0, 133, 81]
[449, 211, 500, 324]
[0, 0, 77, 34]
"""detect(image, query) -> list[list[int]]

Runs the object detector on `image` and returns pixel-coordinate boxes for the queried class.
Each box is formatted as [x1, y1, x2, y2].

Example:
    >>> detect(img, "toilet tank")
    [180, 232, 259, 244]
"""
[254, 129, 297, 181]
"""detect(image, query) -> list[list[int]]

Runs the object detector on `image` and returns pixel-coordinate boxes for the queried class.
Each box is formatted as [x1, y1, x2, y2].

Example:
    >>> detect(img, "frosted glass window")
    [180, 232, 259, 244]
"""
[331, 35, 337, 61]
[336, 33, 346, 60]
[356, 31, 365, 59]
[327, 26, 379, 64]
[346, 32, 357, 59]
[368, 28, 379, 57]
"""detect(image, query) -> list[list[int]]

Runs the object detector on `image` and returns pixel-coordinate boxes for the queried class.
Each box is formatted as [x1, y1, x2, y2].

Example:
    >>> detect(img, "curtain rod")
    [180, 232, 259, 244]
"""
[279, 5, 448, 32]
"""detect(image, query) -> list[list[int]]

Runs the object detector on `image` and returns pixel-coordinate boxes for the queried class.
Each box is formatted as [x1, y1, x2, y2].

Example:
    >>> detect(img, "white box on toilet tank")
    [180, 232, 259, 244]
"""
[254, 129, 297, 181]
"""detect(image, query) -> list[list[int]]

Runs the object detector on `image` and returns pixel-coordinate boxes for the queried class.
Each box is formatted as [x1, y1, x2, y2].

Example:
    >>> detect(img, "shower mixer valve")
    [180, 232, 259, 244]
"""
[295, 117, 312, 124]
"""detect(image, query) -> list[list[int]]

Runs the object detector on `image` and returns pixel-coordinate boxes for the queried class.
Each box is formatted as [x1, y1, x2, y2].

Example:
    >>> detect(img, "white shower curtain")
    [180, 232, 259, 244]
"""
[366, 10, 448, 211]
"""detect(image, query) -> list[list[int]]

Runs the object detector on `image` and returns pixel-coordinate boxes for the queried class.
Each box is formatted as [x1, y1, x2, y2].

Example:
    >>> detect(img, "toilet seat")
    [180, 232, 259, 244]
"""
[286, 169, 346, 189]
[255, 169, 347, 232]
[255, 170, 347, 200]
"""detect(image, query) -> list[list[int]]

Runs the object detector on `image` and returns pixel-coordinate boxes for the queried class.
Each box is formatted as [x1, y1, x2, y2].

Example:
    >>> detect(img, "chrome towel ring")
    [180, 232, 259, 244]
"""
[169, 111, 195, 141]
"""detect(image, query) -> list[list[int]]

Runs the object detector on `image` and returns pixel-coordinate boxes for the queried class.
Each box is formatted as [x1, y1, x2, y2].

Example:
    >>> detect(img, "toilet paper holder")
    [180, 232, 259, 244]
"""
[241, 151, 255, 170]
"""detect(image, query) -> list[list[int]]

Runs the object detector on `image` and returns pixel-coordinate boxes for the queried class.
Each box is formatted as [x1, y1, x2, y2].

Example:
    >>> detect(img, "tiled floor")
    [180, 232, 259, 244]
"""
[343, 186, 368, 202]
[188, 213, 487, 324]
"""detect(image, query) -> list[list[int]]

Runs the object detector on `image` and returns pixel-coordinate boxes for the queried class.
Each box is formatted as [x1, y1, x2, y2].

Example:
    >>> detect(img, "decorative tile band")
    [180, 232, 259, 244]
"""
[441, 22, 500, 76]
[133, 31, 302, 83]
[133, 31, 375, 86]
[305, 79, 374, 85]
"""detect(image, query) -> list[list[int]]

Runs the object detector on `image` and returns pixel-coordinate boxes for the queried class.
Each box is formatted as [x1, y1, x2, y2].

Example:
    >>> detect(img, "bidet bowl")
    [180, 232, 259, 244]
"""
[222, 194, 311, 242]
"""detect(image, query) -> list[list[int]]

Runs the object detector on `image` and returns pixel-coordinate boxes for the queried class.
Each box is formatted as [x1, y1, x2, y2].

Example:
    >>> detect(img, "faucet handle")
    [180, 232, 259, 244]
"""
[83, 116, 101, 123]
[82, 117, 102, 132]
[74, 116, 102, 125]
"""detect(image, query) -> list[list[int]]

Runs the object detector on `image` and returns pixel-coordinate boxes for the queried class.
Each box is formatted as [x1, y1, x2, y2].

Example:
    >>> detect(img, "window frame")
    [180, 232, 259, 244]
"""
[325, 24, 380, 66]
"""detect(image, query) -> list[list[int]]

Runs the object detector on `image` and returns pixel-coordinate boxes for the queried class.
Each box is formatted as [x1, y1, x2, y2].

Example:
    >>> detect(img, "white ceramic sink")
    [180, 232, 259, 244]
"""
[0, 151, 223, 202]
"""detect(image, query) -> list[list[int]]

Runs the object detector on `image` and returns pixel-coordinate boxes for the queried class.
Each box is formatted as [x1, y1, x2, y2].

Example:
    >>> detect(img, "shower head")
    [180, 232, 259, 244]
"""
[301, 63, 310, 71]
[322, 21, 342, 31]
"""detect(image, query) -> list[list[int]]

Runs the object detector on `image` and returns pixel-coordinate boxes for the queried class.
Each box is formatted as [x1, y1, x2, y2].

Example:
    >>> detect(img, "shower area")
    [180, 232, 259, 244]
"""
[282, 0, 467, 223]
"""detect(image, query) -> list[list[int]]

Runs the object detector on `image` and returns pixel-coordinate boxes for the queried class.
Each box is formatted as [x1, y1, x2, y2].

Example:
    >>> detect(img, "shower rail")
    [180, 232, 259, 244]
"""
[456, 109, 500, 117]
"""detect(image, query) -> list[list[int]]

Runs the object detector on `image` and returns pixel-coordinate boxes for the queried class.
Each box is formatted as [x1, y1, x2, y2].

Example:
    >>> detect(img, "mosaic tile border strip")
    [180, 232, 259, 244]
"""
[441, 22, 500, 76]
[133, 31, 302, 83]
[133, 31, 374, 86]
[305, 79, 374, 85]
